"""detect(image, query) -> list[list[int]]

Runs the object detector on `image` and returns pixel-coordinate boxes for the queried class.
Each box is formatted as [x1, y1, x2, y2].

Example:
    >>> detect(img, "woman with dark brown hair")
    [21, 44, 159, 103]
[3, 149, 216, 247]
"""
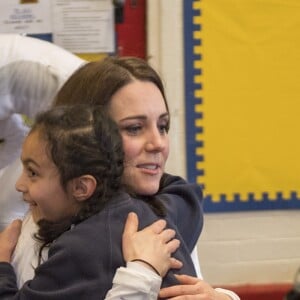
[52, 56, 239, 300]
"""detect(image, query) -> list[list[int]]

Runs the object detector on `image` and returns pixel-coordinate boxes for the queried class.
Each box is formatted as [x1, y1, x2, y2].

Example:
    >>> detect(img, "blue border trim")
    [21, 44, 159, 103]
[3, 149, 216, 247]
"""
[204, 192, 300, 212]
[183, 1, 300, 212]
[184, 1, 203, 186]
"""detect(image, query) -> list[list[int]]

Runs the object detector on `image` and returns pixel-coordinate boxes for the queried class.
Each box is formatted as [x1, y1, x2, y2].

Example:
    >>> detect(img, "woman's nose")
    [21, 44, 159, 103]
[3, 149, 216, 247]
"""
[145, 129, 166, 152]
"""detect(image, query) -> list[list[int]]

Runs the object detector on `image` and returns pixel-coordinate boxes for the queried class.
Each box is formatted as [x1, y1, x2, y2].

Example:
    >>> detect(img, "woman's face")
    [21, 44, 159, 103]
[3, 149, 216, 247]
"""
[109, 80, 170, 196]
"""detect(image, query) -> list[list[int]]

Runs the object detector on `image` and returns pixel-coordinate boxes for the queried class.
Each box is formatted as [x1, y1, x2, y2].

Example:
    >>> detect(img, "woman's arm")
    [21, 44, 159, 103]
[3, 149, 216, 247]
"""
[0, 219, 21, 298]
[159, 274, 239, 300]
[0, 219, 21, 262]
[159, 175, 240, 300]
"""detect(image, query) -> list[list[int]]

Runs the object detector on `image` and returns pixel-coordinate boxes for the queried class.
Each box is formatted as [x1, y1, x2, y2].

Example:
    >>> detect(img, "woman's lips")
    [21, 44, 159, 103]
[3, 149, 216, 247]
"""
[137, 163, 161, 175]
[137, 163, 159, 170]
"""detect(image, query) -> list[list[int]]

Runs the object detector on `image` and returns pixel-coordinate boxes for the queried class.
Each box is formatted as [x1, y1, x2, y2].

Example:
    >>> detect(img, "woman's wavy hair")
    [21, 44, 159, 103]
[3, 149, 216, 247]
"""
[53, 56, 169, 116]
[30, 105, 124, 262]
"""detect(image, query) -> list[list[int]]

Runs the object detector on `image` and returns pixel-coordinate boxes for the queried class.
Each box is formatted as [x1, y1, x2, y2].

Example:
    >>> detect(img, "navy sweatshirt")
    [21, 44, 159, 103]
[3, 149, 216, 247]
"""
[0, 174, 203, 300]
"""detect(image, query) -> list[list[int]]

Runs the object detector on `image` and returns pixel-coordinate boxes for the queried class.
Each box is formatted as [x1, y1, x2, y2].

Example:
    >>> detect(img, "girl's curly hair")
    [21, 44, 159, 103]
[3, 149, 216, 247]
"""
[30, 104, 124, 263]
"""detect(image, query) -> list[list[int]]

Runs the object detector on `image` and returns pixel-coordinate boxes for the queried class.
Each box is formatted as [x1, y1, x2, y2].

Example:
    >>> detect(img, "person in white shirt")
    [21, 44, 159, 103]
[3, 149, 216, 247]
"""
[0, 34, 84, 229]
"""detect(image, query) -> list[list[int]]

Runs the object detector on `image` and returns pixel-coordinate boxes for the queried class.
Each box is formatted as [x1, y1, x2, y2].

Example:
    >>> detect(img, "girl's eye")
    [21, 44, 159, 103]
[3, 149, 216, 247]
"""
[27, 167, 37, 178]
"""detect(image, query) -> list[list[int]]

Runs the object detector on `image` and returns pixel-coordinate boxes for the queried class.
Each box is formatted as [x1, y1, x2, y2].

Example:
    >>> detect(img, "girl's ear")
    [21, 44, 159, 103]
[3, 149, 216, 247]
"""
[71, 175, 97, 202]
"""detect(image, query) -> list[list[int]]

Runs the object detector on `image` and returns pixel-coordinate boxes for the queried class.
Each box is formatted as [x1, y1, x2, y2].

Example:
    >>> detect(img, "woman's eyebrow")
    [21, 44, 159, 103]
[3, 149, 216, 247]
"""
[160, 113, 169, 119]
[119, 115, 146, 122]
[120, 112, 169, 122]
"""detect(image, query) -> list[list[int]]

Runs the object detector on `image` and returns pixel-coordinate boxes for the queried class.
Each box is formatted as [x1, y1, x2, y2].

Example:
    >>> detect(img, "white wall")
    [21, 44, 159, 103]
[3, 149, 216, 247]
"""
[147, 0, 300, 286]
[147, 0, 187, 178]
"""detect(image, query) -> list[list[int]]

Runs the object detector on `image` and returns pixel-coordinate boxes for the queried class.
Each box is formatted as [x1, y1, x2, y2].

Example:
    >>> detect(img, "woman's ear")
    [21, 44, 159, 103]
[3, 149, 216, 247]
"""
[71, 175, 97, 202]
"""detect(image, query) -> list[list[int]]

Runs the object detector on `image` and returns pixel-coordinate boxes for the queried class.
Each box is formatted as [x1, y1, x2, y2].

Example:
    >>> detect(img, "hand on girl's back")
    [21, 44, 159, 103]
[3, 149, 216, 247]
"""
[0, 219, 22, 262]
[122, 212, 182, 277]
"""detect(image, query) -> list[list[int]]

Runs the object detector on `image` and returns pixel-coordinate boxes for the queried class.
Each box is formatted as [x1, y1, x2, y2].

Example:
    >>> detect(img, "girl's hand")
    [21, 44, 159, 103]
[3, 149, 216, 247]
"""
[0, 219, 22, 262]
[159, 274, 231, 300]
[122, 212, 182, 277]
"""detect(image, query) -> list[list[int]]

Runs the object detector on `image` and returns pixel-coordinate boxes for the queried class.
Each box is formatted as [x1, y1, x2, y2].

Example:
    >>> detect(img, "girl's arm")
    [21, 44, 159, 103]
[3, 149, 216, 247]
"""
[105, 212, 182, 300]
[105, 262, 162, 300]
[0, 213, 181, 300]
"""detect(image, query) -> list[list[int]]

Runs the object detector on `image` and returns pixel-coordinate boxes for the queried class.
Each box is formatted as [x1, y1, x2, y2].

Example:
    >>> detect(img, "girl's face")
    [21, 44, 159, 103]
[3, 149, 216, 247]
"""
[15, 130, 80, 222]
[109, 80, 169, 196]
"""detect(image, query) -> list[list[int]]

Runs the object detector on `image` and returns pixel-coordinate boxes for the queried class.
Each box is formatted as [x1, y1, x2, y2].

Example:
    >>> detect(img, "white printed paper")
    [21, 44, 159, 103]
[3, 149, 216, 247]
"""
[0, 0, 51, 35]
[52, 0, 115, 53]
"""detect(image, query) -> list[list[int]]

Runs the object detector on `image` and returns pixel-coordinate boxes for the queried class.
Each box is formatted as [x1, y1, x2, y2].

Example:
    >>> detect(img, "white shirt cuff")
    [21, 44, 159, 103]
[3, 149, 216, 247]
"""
[105, 263, 162, 300]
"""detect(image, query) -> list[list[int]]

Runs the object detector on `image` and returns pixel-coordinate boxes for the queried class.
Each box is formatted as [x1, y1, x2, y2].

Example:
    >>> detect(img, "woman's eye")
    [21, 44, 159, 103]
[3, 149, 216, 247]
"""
[125, 125, 142, 135]
[159, 123, 169, 134]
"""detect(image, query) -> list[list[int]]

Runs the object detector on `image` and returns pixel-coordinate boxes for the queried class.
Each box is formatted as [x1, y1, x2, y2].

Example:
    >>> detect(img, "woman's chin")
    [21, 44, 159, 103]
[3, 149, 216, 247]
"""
[135, 183, 160, 196]
[123, 171, 162, 196]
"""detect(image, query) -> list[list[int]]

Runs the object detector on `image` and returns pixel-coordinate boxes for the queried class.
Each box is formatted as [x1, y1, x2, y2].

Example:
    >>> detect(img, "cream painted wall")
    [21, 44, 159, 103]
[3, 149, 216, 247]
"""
[147, 0, 187, 178]
[147, 0, 300, 286]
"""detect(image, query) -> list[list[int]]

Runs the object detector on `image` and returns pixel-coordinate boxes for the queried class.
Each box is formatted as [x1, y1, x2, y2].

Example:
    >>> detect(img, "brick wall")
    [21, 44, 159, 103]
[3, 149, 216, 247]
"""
[198, 211, 300, 285]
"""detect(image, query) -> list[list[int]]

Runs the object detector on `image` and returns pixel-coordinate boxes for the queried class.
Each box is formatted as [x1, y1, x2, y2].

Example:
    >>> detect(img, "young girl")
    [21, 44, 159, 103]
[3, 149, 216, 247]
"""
[0, 104, 202, 299]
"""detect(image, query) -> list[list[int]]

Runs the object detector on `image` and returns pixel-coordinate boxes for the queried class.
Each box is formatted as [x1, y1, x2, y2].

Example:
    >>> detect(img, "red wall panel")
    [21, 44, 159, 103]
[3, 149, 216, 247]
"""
[115, 0, 146, 58]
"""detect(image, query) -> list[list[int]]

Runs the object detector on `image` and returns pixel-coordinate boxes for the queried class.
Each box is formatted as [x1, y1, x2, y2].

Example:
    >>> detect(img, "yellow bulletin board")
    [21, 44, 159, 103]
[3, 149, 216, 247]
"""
[184, 0, 300, 212]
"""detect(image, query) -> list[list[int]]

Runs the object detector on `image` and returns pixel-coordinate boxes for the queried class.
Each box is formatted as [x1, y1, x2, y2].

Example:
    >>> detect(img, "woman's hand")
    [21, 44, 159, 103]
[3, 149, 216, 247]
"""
[122, 212, 182, 277]
[0, 219, 22, 262]
[159, 274, 231, 300]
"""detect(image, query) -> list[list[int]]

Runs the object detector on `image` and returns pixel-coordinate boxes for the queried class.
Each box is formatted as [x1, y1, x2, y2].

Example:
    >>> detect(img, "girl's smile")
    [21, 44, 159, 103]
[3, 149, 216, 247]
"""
[16, 130, 80, 222]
